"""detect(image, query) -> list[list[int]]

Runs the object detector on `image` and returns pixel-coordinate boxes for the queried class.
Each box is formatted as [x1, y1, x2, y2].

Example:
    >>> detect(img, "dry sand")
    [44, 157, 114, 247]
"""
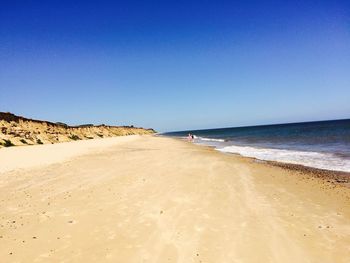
[0, 135, 349, 262]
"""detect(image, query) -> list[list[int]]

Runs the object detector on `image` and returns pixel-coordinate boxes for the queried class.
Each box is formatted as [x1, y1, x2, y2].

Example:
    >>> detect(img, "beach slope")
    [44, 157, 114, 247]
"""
[0, 136, 349, 262]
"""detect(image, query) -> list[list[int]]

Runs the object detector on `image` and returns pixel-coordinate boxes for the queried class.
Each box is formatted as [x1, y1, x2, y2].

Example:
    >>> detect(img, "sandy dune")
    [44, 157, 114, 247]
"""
[0, 112, 155, 147]
[0, 136, 349, 262]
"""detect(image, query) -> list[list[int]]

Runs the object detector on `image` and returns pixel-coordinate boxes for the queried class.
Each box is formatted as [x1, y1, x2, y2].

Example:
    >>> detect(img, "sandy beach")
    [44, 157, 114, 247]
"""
[0, 135, 349, 262]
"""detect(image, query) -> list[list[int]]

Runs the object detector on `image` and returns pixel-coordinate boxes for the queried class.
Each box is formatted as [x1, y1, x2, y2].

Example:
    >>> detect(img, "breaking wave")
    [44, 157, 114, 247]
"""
[217, 145, 350, 172]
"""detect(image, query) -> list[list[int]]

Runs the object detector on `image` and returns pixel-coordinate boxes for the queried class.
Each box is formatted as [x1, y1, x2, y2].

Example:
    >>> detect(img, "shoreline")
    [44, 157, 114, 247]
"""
[265, 160, 350, 187]
[166, 136, 350, 188]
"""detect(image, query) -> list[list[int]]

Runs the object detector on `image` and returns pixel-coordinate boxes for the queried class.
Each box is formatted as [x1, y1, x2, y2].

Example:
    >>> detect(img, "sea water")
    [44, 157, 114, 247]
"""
[164, 119, 350, 172]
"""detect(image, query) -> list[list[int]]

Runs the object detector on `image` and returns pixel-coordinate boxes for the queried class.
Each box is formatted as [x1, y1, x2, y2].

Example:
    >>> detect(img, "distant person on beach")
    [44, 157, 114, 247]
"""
[188, 133, 192, 142]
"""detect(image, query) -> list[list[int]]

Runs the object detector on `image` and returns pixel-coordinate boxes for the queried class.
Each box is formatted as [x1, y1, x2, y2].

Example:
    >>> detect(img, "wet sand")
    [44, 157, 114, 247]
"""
[0, 135, 349, 262]
[265, 160, 350, 187]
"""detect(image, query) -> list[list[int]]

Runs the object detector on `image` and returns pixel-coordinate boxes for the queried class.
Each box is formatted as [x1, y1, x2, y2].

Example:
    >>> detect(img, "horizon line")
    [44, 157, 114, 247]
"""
[164, 117, 350, 134]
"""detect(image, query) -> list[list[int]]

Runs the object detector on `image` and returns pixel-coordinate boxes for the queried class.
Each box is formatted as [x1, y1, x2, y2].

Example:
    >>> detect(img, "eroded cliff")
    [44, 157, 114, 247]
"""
[0, 112, 155, 147]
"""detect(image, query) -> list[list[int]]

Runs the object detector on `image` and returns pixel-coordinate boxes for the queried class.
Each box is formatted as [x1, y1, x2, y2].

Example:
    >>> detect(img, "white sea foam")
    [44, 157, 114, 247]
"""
[198, 137, 225, 142]
[217, 145, 350, 172]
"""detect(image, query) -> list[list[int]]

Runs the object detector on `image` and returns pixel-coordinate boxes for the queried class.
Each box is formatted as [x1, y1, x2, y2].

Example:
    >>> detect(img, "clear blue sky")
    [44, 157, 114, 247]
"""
[1, 1, 349, 132]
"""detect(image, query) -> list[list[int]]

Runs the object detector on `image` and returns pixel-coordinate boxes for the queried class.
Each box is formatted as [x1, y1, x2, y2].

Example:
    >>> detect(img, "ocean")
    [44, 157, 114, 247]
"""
[164, 119, 350, 172]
